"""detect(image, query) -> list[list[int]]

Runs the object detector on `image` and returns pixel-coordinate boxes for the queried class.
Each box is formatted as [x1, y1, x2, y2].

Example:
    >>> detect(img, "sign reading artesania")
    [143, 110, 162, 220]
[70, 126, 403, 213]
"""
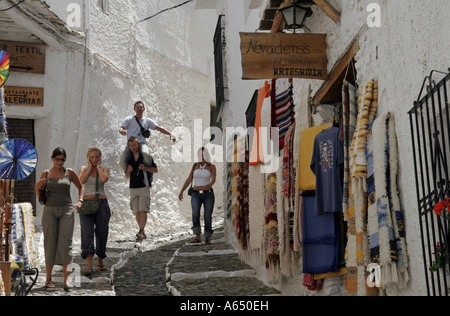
[240, 33, 328, 80]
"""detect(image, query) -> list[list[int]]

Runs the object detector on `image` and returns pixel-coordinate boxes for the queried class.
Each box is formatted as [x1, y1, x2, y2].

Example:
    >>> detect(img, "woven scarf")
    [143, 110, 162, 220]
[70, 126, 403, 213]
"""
[232, 136, 250, 250]
[345, 80, 379, 296]
[271, 79, 295, 151]
[264, 173, 280, 277]
[350, 81, 378, 180]
[281, 123, 296, 251]
[342, 81, 358, 219]
[367, 113, 409, 291]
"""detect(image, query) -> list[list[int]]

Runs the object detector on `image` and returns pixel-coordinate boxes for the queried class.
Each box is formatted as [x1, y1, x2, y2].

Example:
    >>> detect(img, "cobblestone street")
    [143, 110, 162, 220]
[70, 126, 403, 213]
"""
[28, 227, 280, 297]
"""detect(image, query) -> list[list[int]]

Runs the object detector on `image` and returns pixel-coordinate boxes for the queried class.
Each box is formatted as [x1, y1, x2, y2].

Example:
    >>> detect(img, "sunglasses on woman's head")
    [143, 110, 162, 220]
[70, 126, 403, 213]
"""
[55, 158, 66, 162]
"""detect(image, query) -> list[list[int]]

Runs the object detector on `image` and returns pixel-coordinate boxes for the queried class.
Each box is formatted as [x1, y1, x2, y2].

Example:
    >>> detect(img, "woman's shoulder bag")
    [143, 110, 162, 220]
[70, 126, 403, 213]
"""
[38, 170, 48, 205]
[78, 173, 100, 216]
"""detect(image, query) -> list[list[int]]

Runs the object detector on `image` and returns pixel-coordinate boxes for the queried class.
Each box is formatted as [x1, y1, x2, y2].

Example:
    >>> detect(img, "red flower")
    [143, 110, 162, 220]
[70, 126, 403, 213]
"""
[434, 201, 445, 215]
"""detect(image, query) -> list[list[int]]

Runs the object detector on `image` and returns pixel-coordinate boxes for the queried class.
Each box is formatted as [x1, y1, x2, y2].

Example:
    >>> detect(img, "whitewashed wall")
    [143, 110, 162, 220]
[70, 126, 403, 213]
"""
[8, 0, 223, 241]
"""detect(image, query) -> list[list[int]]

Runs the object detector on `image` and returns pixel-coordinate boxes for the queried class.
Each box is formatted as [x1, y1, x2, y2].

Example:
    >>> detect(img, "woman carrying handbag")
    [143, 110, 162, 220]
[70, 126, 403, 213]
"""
[78, 147, 111, 275]
[34, 147, 84, 292]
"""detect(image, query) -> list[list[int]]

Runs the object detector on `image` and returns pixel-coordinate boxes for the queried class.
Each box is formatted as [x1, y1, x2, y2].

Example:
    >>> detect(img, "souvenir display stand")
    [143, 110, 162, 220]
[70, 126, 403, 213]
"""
[0, 51, 39, 296]
[0, 180, 14, 296]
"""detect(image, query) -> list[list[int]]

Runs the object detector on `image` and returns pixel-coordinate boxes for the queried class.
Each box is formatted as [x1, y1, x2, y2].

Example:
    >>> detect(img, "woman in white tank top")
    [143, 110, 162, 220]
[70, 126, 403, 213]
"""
[179, 147, 216, 244]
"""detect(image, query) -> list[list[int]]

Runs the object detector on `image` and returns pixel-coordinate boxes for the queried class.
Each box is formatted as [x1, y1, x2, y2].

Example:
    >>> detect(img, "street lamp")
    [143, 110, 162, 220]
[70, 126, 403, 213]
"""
[280, 3, 313, 33]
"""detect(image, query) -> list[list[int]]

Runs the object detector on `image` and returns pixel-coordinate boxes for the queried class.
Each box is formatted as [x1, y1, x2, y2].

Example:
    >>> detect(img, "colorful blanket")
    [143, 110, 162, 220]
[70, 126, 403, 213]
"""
[271, 79, 295, 151]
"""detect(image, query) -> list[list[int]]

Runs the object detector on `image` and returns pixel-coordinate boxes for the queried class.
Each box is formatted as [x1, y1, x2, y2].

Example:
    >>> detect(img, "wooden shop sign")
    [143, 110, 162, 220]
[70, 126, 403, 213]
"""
[0, 40, 46, 74]
[240, 33, 328, 80]
[3, 86, 44, 107]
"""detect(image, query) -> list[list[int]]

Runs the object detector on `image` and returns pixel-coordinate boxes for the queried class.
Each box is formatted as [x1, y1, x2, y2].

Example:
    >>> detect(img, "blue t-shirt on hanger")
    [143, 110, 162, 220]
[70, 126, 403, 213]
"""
[310, 126, 344, 217]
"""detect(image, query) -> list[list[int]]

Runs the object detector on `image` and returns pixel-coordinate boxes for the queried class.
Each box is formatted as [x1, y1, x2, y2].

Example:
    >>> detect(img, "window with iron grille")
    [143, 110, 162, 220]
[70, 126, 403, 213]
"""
[409, 69, 450, 296]
[213, 15, 225, 116]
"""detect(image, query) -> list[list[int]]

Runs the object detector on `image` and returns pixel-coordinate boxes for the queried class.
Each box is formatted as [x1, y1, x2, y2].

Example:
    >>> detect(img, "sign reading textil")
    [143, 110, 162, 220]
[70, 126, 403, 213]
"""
[0, 40, 46, 74]
[240, 33, 328, 80]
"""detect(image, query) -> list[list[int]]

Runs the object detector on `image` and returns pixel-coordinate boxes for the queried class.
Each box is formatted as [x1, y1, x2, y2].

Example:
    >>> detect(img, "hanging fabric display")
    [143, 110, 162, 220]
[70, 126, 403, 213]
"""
[250, 81, 271, 166]
[342, 81, 358, 219]
[248, 164, 265, 254]
[271, 78, 295, 151]
[278, 125, 301, 277]
[264, 172, 280, 281]
[231, 136, 250, 250]
[281, 123, 296, 250]
[10, 203, 37, 270]
[367, 113, 409, 291]
[345, 80, 379, 296]
[248, 81, 272, 257]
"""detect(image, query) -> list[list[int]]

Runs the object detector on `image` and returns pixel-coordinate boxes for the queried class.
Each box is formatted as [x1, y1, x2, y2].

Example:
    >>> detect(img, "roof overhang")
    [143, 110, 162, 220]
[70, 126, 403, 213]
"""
[0, 0, 84, 49]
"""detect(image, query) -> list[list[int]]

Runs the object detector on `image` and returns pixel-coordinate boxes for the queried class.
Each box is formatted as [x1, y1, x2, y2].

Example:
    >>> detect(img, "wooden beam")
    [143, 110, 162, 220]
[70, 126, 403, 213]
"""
[312, 39, 359, 105]
[311, 0, 341, 23]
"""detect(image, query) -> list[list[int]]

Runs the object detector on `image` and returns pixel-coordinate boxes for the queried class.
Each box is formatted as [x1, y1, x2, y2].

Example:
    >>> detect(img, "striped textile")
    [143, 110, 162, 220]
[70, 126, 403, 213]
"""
[271, 79, 295, 151]
[345, 80, 379, 296]
[367, 113, 409, 291]
[265, 173, 280, 274]
[342, 81, 358, 219]
[281, 123, 296, 250]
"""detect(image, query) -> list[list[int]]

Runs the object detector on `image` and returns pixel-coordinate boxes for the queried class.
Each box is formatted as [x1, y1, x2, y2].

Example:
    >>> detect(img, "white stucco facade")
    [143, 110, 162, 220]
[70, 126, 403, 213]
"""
[2, 0, 223, 242]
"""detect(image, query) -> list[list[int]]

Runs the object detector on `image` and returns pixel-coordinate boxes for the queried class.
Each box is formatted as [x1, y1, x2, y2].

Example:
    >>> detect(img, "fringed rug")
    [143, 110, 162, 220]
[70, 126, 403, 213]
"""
[367, 113, 409, 292]
[345, 80, 379, 296]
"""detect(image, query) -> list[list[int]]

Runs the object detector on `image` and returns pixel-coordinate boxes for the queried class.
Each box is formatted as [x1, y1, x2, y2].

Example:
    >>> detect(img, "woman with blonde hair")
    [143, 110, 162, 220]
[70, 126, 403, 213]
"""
[78, 147, 111, 275]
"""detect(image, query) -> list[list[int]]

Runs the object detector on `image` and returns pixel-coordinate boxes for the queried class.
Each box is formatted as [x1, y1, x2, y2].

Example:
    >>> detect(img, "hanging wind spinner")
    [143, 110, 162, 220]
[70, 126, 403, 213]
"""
[0, 138, 38, 181]
[0, 51, 10, 88]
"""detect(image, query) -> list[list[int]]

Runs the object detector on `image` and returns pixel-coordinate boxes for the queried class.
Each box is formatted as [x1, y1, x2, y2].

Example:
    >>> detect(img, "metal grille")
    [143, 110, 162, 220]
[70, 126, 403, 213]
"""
[409, 70, 450, 296]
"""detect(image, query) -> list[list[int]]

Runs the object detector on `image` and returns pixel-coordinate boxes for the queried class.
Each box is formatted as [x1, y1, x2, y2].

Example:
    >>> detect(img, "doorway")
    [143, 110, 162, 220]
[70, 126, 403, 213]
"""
[6, 118, 36, 215]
